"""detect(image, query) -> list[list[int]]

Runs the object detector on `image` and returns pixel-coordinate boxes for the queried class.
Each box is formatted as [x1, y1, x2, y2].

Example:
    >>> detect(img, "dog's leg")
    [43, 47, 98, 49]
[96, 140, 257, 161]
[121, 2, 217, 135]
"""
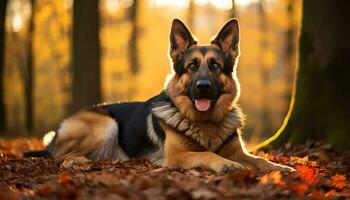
[217, 135, 294, 172]
[49, 111, 126, 160]
[163, 127, 244, 172]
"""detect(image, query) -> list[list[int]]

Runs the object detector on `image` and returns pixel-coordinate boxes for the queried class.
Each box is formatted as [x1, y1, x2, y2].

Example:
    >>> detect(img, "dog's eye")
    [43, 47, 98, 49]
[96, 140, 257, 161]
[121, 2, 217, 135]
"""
[209, 62, 220, 71]
[188, 63, 199, 71]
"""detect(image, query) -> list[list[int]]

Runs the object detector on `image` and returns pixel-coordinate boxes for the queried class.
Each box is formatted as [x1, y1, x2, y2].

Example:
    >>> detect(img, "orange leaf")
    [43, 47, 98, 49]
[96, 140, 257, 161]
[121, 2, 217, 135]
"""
[259, 171, 286, 186]
[256, 151, 275, 161]
[290, 183, 309, 196]
[309, 161, 318, 167]
[331, 174, 346, 190]
[310, 189, 324, 200]
[58, 174, 73, 185]
[325, 189, 337, 197]
[35, 185, 52, 196]
[290, 156, 308, 165]
[278, 156, 289, 163]
[295, 166, 317, 184]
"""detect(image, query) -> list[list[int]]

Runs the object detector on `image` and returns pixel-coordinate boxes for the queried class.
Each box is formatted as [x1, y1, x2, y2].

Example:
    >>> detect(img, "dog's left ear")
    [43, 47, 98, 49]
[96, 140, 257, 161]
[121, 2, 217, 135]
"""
[211, 19, 240, 59]
[169, 19, 197, 64]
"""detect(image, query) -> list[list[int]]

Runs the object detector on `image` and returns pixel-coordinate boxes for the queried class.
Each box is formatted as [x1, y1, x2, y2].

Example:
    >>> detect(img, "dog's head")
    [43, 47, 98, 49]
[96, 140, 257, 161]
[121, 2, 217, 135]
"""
[166, 19, 241, 122]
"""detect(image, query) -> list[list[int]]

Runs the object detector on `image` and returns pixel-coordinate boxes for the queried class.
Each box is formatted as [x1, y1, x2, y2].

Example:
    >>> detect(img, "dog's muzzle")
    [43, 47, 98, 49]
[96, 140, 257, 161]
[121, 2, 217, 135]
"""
[189, 79, 218, 112]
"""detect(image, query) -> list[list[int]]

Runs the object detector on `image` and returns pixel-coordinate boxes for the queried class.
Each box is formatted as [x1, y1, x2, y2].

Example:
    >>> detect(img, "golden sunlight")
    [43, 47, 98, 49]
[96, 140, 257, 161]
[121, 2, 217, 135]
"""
[235, 0, 258, 7]
[194, 0, 210, 6]
[63, 0, 73, 9]
[194, 0, 232, 10]
[8, 0, 31, 33]
[104, 0, 133, 12]
[105, 0, 120, 12]
[209, 0, 232, 10]
[149, 0, 189, 9]
[150, 0, 233, 10]
[11, 14, 23, 33]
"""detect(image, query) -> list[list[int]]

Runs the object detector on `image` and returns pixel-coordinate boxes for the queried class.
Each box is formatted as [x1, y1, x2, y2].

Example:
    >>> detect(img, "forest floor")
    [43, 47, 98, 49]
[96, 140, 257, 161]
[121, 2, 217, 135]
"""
[0, 138, 349, 200]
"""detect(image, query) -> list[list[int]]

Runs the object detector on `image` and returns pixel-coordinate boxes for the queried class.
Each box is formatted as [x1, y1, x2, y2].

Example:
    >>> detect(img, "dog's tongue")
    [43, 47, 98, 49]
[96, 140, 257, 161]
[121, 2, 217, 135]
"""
[195, 99, 211, 112]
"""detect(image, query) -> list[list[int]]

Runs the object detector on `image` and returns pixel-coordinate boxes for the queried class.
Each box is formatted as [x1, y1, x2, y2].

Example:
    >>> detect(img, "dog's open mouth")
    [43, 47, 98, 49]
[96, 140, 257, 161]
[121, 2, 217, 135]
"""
[195, 99, 211, 112]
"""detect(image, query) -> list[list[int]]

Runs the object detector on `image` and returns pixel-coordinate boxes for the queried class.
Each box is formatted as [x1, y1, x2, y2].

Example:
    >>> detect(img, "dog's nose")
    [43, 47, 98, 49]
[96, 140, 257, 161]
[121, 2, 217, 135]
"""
[196, 79, 212, 89]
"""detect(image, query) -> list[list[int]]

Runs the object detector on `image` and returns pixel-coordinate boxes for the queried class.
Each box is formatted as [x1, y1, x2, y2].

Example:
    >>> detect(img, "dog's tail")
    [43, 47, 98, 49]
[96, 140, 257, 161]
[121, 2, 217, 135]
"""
[23, 131, 56, 158]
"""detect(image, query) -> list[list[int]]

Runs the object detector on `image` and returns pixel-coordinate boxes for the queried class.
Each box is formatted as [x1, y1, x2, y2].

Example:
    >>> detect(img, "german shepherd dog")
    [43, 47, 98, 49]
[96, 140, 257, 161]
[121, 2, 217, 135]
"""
[27, 19, 293, 173]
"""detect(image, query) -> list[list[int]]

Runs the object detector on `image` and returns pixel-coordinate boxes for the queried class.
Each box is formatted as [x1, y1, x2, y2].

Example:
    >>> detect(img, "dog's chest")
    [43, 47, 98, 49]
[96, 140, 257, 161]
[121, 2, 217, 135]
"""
[183, 122, 232, 151]
[152, 103, 242, 152]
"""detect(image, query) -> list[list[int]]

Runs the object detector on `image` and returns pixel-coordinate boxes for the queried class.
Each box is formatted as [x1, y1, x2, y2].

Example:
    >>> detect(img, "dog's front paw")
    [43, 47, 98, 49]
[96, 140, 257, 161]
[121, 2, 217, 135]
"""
[261, 163, 295, 173]
[277, 164, 295, 173]
[215, 161, 245, 173]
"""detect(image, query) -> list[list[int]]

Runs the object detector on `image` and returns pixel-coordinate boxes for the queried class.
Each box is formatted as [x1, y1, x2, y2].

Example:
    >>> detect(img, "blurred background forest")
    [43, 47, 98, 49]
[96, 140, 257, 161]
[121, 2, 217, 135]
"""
[0, 0, 301, 148]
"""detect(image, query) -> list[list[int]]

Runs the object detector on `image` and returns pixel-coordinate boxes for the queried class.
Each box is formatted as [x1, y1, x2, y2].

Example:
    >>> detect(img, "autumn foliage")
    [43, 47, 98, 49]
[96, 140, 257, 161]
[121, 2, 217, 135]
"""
[0, 138, 349, 199]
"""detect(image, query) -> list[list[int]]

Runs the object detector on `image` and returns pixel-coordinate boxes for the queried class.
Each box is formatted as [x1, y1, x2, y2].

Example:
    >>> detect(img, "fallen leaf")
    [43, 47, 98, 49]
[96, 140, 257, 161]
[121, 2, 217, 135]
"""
[93, 173, 119, 187]
[325, 189, 337, 197]
[35, 185, 52, 196]
[256, 151, 275, 161]
[259, 171, 286, 187]
[309, 161, 318, 167]
[310, 189, 324, 200]
[58, 174, 73, 185]
[331, 174, 346, 190]
[295, 166, 317, 184]
[290, 156, 308, 165]
[290, 183, 309, 196]
[191, 188, 218, 199]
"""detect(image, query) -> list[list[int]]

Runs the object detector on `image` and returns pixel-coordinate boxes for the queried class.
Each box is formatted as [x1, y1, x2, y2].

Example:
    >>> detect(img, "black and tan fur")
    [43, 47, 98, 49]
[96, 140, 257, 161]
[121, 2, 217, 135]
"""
[27, 19, 293, 173]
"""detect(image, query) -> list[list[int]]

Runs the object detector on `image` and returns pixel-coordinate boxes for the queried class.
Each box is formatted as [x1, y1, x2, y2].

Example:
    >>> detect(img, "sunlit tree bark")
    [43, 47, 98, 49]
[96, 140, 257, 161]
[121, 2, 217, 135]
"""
[259, 0, 350, 150]
[0, 0, 7, 130]
[71, 0, 101, 112]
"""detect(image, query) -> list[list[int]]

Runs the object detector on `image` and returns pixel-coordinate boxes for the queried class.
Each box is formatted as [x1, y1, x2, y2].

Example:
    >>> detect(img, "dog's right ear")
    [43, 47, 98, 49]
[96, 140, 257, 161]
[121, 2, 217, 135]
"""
[169, 19, 197, 65]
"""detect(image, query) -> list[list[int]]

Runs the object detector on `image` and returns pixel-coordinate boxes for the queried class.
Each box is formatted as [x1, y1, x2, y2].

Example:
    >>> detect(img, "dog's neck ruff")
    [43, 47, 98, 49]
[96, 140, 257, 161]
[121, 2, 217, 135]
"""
[151, 101, 244, 152]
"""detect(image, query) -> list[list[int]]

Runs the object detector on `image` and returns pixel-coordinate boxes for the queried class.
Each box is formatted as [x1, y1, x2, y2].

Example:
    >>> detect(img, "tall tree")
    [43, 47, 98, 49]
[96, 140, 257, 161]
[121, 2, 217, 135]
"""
[258, 0, 350, 150]
[284, 0, 296, 97]
[25, 0, 35, 132]
[257, 0, 272, 137]
[230, 0, 236, 18]
[71, 0, 101, 112]
[188, 0, 194, 28]
[129, 0, 139, 75]
[0, 0, 7, 130]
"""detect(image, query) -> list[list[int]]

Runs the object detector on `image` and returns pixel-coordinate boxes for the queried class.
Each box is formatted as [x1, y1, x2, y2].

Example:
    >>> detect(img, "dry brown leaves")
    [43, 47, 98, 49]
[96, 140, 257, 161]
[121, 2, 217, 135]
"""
[0, 138, 349, 200]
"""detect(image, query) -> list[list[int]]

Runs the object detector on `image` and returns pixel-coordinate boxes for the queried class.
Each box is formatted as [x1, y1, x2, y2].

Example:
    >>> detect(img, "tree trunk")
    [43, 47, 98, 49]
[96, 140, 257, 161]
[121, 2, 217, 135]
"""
[259, 0, 350, 150]
[230, 0, 236, 18]
[71, 0, 101, 112]
[284, 0, 295, 95]
[26, 0, 35, 132]
[258, 0, 272, 137]
[188, 0, 194, 28]
[129, 0, 139, 75]
[0, 0, 7, 130]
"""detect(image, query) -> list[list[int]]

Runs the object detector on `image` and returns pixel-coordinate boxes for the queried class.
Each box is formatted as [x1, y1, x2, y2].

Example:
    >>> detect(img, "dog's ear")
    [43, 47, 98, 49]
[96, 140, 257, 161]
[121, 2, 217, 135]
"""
[169, 19, 197, 64]
[211, 19, 240, 59]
